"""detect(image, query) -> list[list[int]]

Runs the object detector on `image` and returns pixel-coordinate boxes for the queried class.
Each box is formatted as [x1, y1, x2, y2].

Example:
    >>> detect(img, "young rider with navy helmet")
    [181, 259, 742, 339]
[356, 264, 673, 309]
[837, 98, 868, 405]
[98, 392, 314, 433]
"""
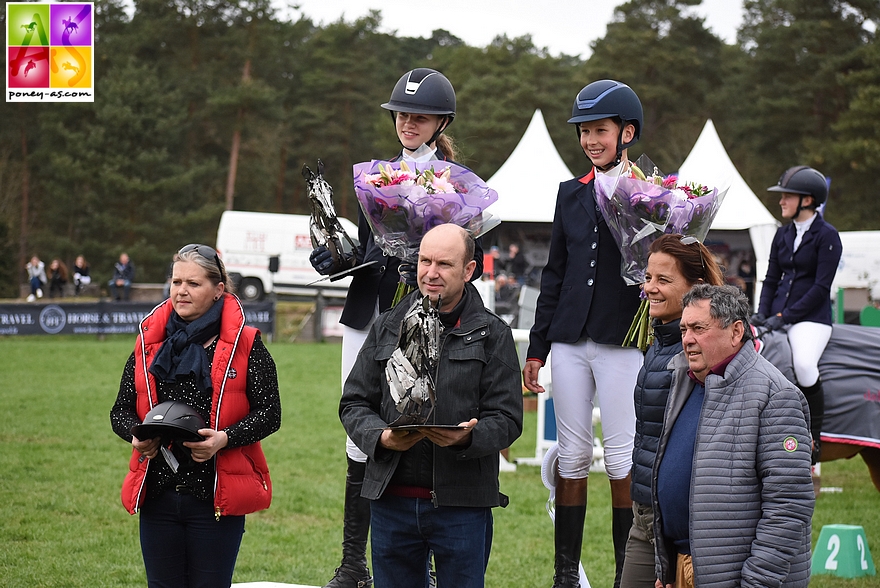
[310, 68, 482, 588]
[524, 80, 645, 588]
[755, 165, 842, 465]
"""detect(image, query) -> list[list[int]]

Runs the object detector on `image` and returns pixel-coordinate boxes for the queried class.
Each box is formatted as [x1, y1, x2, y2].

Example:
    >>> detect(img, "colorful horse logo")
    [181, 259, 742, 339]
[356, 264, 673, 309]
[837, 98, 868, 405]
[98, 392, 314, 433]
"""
[62, 17, 79, 35]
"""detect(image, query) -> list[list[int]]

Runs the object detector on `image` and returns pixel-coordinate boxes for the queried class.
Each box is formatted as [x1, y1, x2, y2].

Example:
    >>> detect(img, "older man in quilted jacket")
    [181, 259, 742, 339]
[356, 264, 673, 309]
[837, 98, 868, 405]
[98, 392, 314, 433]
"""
[652, 284, 814, 588]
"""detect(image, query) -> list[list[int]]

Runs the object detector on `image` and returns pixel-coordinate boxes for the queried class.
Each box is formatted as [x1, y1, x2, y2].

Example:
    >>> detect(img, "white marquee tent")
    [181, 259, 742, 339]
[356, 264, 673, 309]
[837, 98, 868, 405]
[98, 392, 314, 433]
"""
[487, 115, 780, 297]
[677, 119, 780, 299]
[487, 109, 574, 223]
[678, 120, 778, 230]
[488, 114, 778, 238]
[835, 231, 880, 300]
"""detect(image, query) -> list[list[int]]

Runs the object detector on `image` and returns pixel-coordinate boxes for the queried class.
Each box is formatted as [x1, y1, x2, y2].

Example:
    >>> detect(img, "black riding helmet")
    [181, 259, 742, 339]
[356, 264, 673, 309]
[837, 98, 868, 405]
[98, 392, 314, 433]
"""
[767, 165, 828, 218]
[568, 79, 643, 169]
[381, 68, 456, 148]
[767, 165, 828, 205]
[131, 400, 206, 443]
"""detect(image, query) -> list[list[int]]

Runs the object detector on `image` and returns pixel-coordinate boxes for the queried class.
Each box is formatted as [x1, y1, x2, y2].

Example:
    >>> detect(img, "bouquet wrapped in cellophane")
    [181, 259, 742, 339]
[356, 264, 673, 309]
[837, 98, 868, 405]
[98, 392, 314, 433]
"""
[353, 159, 500, 305]
[594, 154, 728, 350]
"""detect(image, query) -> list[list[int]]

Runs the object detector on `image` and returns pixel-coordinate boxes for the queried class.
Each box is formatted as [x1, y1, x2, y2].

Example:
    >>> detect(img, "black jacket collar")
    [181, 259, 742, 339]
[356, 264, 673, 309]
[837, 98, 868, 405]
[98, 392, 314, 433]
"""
[652, 317, 682, 348]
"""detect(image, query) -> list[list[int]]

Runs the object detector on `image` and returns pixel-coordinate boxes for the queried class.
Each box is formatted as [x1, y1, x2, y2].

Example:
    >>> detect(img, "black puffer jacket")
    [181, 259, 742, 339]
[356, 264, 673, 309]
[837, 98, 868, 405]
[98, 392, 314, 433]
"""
[630, 318, 681, 505]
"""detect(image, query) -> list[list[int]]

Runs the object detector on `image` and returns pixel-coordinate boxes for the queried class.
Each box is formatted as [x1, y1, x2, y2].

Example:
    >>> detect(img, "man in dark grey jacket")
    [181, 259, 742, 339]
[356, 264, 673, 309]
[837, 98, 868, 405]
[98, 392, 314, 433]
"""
[653, 285, 814, 588]
[340, 224, 523, 588]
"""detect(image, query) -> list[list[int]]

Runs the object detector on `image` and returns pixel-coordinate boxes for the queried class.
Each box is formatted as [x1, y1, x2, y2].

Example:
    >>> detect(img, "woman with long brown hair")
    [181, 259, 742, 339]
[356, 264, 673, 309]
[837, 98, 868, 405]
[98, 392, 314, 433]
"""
[619, 234, 723, 588]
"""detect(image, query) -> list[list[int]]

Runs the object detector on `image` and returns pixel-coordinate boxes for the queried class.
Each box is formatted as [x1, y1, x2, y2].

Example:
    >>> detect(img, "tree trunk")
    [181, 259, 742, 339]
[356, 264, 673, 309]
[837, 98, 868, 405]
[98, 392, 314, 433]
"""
[276, 144, 286, 212]
[224, 59, 251, 211]
[19, 106, 29, 271]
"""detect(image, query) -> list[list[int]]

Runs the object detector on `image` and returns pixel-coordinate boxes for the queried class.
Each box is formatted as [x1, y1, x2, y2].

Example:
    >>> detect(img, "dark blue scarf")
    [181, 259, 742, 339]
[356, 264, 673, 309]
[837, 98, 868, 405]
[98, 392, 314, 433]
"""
[149, 297, 224, 392]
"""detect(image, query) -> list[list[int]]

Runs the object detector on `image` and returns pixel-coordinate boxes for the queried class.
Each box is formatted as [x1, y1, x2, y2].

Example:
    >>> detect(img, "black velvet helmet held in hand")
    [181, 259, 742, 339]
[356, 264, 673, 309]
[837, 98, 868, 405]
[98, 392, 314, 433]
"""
[131, 400, 206, 443]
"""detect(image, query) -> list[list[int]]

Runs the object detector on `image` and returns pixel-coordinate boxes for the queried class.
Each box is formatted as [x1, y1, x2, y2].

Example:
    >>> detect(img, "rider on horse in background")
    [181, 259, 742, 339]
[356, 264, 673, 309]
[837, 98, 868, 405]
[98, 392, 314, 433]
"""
[752, 166, 842, 465]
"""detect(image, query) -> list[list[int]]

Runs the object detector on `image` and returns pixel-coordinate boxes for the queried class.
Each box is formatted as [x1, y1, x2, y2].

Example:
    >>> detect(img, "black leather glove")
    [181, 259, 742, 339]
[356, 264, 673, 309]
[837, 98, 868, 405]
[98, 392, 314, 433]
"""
[750, 313, 767, 327]
[309, 246, 334, 275]
[398, 261, 418, 287]
[763, 314, 785, 332]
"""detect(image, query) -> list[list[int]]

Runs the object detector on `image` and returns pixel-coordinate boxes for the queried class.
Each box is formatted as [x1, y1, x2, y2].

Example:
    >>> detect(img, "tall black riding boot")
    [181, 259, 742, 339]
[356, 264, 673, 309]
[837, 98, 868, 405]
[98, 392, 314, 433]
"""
[553, 504, 586, 588]
[612, 506, 634, 588]
[324, 458, 373, 588]
[800, 380, 825, 464]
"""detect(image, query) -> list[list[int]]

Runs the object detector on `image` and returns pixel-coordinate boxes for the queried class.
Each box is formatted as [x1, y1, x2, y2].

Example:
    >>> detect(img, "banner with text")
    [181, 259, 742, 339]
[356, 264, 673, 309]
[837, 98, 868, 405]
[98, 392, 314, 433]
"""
[0, 301, 275, 337]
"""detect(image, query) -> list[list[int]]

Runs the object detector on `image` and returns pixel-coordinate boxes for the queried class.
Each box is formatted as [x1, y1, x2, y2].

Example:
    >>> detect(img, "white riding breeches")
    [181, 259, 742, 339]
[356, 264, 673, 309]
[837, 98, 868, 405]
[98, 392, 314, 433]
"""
[550, 339, 642, 480]
[787, 321, 832, 387]
[341, 307, 378, 463]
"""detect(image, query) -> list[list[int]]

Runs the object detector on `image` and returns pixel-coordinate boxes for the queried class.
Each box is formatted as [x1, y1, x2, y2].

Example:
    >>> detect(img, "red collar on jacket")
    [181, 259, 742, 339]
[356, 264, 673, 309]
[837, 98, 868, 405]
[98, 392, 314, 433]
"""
[687, 350, 740, 384]
[578, 168, 596, 185]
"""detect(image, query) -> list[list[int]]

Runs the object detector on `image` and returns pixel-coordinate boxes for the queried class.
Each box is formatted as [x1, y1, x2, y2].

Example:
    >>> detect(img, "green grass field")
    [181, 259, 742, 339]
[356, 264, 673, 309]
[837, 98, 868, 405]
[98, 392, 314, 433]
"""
[0, 336, 877, 587]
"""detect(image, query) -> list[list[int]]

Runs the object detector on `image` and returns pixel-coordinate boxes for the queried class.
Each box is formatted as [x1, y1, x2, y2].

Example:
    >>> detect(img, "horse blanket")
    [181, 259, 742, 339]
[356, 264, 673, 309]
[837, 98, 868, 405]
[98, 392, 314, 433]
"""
[760, 323, 880, 449]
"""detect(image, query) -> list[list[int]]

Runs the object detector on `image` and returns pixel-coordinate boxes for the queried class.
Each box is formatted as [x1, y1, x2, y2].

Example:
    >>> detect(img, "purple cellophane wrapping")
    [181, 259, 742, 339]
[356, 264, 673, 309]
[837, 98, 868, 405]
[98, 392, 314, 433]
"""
[353, 160, 499, 259]
[594, 166, 728, 285]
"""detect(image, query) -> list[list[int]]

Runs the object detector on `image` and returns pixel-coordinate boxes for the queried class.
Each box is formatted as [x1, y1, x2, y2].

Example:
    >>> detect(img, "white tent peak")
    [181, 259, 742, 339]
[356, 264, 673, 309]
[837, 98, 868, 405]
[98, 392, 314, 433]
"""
[677, 119, 778, 230]
[678, 119, 780, 307]
[487, 109, 575, 222]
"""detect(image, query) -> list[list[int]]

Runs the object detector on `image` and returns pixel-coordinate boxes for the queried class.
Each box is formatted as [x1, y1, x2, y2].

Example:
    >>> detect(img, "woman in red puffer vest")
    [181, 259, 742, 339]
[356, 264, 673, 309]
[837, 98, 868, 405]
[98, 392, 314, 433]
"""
[111, 244, 281, 587]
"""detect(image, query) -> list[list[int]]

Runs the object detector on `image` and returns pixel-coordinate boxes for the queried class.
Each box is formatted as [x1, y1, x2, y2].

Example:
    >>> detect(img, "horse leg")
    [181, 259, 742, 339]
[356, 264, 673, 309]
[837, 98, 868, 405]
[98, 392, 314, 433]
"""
[860, 447, 880, 493]
[820, 441, 861, 462]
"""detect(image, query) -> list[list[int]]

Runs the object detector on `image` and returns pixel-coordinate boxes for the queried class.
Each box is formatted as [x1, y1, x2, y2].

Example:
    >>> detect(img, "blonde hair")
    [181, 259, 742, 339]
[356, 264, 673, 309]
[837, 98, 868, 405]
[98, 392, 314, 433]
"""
[436, 133, 459, 162]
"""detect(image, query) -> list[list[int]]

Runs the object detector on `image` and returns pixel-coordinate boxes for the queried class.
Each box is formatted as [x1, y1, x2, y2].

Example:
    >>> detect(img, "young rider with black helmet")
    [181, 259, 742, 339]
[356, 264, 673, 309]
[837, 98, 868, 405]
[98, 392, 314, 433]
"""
[310, 68, 482, 588]
[524, 80, 645, 588]
[755, 165, 842, 464]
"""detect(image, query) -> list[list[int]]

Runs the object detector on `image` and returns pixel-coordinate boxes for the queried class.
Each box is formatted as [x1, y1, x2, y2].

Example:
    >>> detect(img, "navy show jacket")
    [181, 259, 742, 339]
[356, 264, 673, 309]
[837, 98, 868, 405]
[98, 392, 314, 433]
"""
[527, 171, 641, 363]
[758, 214, 842, 326]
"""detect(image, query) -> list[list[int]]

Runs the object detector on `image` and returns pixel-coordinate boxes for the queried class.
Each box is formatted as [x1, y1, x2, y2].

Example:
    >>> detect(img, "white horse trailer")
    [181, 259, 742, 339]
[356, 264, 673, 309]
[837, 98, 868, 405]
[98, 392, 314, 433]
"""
[216, 211, 358, 301]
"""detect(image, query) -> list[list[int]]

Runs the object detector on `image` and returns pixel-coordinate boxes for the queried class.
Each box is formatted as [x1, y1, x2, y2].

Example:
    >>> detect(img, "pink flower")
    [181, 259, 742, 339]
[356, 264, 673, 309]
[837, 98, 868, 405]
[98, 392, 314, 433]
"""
[662, 175, 678, 189]
[430, 176, 456, 194]
[388, 172, 415, 186]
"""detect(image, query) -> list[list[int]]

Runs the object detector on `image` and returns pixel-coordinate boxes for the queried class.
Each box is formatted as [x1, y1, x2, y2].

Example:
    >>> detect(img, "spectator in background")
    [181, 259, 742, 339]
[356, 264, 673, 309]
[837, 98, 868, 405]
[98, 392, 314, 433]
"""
[484, 245, 502, 280]
[73, 255, 91, 295]
[48, 258, 68, 298]
[494, 272, 520, 318]
[163, 262, 174, 300]
[109, 252, 135, 301]
[736, 257, 755, 307]
[504, 243, 528, 284]
[26, 255, 46, 302]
